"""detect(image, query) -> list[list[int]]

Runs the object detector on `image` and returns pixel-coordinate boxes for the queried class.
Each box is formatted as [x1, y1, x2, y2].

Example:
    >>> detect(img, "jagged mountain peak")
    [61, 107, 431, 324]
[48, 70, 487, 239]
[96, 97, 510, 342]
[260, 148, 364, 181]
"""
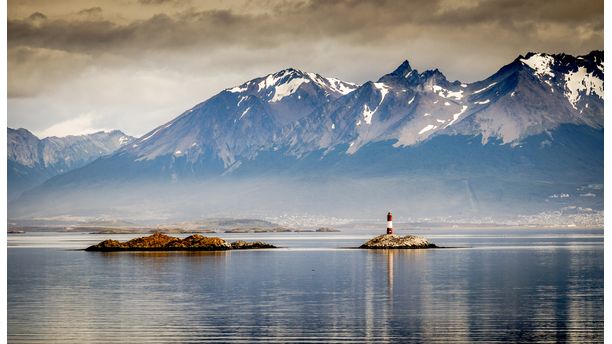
[378, 62, 453, 88]
[389, 60, 413, 77]
[226, 67, 358, 101]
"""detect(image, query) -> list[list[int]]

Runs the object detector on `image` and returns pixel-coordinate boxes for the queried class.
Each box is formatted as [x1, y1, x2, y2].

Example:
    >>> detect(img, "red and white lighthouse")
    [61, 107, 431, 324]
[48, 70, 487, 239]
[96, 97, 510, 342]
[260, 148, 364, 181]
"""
[386, 212, 393, 234]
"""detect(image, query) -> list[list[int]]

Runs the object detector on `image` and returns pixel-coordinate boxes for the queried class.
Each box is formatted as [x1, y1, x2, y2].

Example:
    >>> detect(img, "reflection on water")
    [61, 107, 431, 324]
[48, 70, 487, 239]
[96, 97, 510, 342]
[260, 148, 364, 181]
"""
[8, 230, 603, 343]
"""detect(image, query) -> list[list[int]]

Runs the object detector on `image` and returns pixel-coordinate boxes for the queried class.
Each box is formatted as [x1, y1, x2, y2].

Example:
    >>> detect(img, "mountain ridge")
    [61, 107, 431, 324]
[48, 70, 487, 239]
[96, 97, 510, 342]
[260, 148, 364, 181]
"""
[9, 51, 604, 219]
[8, 128, 135, 199]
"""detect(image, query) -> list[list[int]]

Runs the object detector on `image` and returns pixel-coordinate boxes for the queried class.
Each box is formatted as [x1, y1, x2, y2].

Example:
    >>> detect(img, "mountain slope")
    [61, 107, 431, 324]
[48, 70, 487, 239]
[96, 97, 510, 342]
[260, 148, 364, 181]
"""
[8, 128, 134, 199]
[116, 68, 358, 174]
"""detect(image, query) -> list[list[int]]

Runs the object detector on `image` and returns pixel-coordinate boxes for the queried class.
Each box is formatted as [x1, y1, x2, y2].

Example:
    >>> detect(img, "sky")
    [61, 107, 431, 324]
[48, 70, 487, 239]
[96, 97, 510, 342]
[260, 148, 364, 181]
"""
[7, 0, 604, 138]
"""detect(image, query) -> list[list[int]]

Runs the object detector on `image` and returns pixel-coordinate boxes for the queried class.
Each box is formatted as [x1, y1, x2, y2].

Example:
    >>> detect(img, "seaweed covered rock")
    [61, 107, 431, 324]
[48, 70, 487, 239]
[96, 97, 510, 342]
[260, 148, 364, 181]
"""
[86, 232, 276, 251]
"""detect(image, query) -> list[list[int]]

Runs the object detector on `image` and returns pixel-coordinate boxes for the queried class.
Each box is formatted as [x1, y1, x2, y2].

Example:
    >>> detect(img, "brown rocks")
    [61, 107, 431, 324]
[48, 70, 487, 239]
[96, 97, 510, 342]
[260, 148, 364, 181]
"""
[316, 227, 340, 232]
[85, 232, 276, 251]
[360, 234, 437, 249]
[230, 240, 276, 249]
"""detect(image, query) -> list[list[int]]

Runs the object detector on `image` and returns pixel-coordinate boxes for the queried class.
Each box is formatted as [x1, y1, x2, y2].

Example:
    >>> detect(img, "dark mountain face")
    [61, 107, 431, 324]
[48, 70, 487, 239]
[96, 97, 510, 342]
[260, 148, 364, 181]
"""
[10, 51, 603, 219]
[8, 128, 134, 199]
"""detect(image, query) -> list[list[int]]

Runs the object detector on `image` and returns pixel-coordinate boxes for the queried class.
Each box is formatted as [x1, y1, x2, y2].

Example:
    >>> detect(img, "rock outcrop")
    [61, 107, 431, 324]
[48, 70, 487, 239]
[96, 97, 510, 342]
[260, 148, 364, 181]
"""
[230, 240, 276, 249]
[86, 232, 276, 251]
[316, 227, 341, 232]
[360, 234, 437, 249]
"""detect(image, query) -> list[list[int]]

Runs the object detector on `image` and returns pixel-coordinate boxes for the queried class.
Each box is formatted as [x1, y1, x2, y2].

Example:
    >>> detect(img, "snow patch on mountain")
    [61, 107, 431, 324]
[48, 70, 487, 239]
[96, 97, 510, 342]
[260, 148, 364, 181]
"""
[355, 82, 390, 125]
[362, 105, 375, 125]
[373, 82, 390, 103]
[239, 106, 251, 119]
[258, 72, 285, 91]
[228, 84, 248, 93]
[521, 54, 555, 78]
[432, 85, 463, 100]
[237, 96, 248, 107]
[270, 77, 310, 102]
[118, 136, 131, 145]
[141, 128, 162, 142]
[473, 82, 497, 94]
[564, 66, 604, 109]
[445, 105, 469, 127]
[419, 124, 436, 134]
[326, 77, 358, 95]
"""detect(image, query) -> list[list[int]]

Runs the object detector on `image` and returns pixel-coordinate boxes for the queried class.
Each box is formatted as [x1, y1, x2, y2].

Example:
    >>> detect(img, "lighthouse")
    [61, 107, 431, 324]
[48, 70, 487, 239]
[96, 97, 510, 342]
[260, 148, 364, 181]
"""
[387, 212, 393, 234]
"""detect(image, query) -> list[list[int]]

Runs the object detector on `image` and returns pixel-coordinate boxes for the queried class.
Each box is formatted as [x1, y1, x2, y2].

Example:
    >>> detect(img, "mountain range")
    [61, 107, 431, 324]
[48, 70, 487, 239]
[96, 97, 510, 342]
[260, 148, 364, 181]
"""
[9, 51, 604, 221]
[8, 128, 134, 200]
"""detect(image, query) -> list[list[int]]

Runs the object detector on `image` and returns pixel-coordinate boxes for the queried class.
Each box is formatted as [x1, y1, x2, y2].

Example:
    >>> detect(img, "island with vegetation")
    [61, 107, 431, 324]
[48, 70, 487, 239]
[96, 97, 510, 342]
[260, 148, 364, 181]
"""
[86, 232, 276, 251]
[360, 234, 438, 249]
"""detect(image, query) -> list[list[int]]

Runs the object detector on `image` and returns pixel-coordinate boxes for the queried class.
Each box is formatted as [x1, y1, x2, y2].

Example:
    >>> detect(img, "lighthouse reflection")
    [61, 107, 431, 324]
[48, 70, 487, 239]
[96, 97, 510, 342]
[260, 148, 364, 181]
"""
[367, 249, 430, 296]
[387, 250, 393, 295]
[363, 248, 437, 342]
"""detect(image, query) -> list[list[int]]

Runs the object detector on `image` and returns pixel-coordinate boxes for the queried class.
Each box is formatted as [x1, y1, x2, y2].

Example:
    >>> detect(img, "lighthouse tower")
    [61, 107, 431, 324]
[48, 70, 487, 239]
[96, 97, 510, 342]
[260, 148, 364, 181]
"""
[387, 212, 393, 234]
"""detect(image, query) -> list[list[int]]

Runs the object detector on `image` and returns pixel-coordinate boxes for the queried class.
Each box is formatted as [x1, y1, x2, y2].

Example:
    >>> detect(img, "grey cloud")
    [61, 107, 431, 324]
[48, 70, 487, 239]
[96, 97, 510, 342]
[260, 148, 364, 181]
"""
[8, 46, 92, 98]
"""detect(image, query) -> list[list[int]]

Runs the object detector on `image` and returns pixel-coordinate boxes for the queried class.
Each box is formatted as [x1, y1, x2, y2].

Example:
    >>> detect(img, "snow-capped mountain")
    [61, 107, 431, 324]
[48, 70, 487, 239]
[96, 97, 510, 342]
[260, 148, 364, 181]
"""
[10, 51, 603, 219]
[121, 68, 357, 170]
[8, 128, 134, 199]
[92, 51, 604, 174]
[288, 51, 603, 154]
[450, 51, 603, 143]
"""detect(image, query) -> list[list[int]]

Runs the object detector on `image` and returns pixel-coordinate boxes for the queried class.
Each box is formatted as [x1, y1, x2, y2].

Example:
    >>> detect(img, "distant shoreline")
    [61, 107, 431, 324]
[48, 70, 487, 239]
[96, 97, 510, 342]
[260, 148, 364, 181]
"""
[6, 224, 602, 234]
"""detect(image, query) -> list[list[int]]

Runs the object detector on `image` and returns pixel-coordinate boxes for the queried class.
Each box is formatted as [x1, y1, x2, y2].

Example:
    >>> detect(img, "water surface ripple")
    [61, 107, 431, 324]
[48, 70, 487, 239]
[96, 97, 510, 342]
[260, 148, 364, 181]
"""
[8, 229, 603, 343]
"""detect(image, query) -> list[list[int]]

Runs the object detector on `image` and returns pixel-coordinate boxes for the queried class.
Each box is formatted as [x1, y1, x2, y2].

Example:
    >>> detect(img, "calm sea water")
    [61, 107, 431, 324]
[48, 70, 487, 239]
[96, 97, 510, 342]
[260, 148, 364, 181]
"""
[8, 229, 603, 343]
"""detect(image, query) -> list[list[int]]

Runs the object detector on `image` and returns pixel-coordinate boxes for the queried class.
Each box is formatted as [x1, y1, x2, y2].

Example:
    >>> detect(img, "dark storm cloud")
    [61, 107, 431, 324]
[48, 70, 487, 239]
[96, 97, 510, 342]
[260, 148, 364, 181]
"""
[9, 0, 602, 55]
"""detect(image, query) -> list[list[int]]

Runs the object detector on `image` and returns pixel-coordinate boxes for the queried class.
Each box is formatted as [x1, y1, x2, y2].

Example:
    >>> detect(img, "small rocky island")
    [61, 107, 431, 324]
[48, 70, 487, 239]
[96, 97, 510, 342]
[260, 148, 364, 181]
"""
[360, 234, 438, 249]
[86, 232, 276, 251]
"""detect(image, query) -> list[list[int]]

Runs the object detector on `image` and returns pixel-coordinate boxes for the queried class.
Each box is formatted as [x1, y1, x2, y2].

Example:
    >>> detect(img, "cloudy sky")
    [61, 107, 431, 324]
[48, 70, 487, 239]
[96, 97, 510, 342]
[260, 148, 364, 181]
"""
[8, 0, 603, 138]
